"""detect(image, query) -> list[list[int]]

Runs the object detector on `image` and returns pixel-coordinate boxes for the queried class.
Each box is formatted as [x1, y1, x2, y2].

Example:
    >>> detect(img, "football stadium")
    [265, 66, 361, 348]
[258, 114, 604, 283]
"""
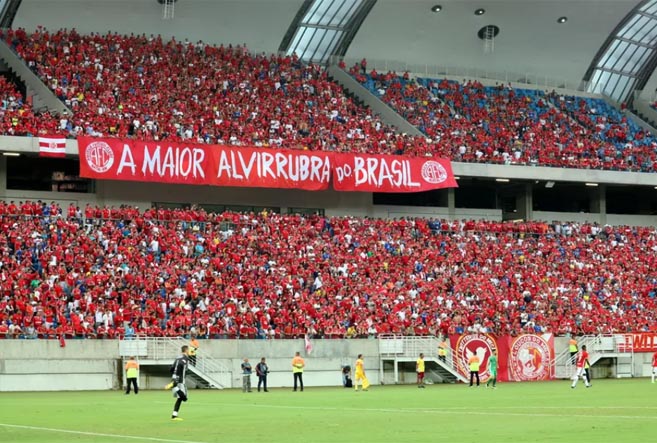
[1, 0, 657, 442]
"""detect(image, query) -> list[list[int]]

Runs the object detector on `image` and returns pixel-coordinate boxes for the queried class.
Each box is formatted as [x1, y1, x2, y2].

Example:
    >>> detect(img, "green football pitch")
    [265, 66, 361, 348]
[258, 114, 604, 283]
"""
[0, 379, 655, 443]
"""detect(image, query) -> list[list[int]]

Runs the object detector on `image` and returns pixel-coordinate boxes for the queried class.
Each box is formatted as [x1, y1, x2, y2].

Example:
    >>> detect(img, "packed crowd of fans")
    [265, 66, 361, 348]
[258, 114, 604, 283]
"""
[352, 63, 657, 172]
[0, 28, 654, 171]
[1, 201, 656, 340]
[0, 75, 59, 136]
[2, 28, 426, 155]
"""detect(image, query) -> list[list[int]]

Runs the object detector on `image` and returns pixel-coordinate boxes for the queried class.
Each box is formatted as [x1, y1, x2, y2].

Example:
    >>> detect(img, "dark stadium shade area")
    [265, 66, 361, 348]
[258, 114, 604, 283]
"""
[6, 156, 92, 193]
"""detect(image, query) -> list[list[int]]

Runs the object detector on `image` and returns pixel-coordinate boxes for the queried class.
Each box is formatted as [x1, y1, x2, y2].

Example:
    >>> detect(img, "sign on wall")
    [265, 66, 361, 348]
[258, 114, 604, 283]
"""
[450, 333, 555, 382]
[617, 333, 657, 352]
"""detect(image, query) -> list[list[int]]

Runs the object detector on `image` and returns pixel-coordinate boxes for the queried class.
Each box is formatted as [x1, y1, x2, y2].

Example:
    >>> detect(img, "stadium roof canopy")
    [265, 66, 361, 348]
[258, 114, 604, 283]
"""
[584, 0, 657, 103]
[9, 0, 657, 101]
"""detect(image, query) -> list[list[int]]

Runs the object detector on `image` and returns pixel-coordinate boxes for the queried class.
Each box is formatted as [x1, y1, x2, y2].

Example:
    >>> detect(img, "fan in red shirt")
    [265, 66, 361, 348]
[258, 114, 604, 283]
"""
[652, 351, 657, 384]
[571, 345, 591, 389]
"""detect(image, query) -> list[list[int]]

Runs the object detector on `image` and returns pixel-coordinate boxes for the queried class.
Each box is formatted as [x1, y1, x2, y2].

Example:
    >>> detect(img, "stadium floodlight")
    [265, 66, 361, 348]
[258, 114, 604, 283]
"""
[557, 17, 568, 24]
[545, 181, 555, 188]
[431, 5, 442, 13]
[585, 183, 599, 187]
[2, 152, 20, 156]
[495, 178, 510, 182]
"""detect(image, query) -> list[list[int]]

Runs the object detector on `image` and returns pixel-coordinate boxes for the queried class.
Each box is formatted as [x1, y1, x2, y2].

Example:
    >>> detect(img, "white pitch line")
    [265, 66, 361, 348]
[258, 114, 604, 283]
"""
[198, 402, 657, 420]
[153, 400, 657, 412]
[0, 423, 209, 443]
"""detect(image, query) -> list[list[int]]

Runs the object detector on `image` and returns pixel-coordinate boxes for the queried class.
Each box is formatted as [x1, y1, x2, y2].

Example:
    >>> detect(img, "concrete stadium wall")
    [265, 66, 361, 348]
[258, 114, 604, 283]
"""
[0, 339, 381, 391]
[0, 340, 119, 391]
[1, 338, 655, 391]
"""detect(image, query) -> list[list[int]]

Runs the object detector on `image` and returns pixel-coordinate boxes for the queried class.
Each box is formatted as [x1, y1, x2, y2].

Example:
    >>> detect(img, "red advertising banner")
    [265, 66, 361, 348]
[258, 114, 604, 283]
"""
[78, 137, 331, 191]
[77, 137, 457, 193]
[507, 334, 555, 381]
[617, 333, 657, 352]
[451, 333, 500, 382]
[332, 153, 458, 192]
[450, 333, 555, 382]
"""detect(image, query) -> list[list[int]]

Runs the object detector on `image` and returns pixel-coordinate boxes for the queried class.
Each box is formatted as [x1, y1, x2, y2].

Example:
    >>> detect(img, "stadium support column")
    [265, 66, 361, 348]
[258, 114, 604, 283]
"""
[0, 155, 6, 195]
[447, 188, 456, 219]
[599, 184, 607, 225]
[516, 183, 532, 221]
[589, 184, 607, 225]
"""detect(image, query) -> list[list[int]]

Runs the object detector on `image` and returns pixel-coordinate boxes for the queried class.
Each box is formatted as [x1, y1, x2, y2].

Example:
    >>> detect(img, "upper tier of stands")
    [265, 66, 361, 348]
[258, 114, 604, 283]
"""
[0, 28, 654, 173]
[1, 202, 656, 339]
[352, 63, 657, 172]
[3, 28, 425, 155]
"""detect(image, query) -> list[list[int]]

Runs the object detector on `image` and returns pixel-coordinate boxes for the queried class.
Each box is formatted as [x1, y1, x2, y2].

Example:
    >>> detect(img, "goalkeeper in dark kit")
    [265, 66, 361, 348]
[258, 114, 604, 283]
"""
[165, 345, 190, 421]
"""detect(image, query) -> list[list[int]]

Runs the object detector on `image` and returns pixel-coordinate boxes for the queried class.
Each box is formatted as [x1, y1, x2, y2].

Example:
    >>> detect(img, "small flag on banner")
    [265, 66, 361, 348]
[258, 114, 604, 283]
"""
[39, 135, 67, 158]
[304, 334, 313, 355]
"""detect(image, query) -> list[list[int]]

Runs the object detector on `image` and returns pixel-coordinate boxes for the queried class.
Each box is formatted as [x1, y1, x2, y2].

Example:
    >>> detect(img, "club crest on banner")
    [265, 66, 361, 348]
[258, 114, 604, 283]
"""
[455, 334, 496, 380]
[509, 335, 551, 381]
[421, 160, 448, 184]
[85, 141, 115, 173]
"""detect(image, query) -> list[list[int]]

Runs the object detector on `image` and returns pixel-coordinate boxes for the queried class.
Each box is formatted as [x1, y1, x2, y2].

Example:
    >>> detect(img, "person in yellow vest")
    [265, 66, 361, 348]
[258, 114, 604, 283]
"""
[416, 353, 426, 388]
[568, 337, 578, 365]
[438, 340, 449, 364]
[125, 356, 139, 395]
[468, 353, 481, 387]
[292, 351, 305, 391]
[354, 354, 370, 391]
[189, 334, 199, 366]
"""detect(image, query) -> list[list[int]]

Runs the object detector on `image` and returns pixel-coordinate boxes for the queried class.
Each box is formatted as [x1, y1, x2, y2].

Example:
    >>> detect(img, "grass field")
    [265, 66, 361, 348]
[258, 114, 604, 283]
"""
[0, 379, 655, 443]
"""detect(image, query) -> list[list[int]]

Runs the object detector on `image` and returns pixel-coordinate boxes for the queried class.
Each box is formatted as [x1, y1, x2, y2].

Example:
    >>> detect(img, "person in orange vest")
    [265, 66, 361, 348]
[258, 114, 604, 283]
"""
[468, 352, 481, 387]
[125, 356, 139, 395]
[292, 351, 305, 391]
[189, 334, 199, 366]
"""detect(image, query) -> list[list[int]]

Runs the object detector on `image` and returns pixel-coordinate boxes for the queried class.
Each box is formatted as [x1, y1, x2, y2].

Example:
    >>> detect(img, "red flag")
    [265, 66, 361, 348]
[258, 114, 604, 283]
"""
[58, 334, 66, 348]
[39, 135, 67, 158]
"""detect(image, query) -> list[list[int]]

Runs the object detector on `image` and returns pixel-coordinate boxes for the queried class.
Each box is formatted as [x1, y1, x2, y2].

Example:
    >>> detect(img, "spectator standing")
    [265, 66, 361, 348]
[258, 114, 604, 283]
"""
[241, 358, 253, 393]
[652, 351, 657, 383]
[568, 337, 578, 365]
[438, 339, 449, 363]
[124, 356, 139, 395]
[468, 353, 481, 387]
[256, 357, 269, 392]
[292, 351, 305, 392]
[189, 334, 199, 366]
[416, 353, 425, 388]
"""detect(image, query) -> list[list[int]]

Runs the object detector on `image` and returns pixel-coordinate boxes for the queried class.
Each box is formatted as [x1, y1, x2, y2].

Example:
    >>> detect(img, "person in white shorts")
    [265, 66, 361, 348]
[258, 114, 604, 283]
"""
[571, 345, 591, 389]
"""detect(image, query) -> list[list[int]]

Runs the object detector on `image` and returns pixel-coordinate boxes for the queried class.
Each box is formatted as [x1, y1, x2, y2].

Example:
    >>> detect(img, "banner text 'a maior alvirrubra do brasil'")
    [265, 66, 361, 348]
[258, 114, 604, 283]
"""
[78, 137, 458, 192]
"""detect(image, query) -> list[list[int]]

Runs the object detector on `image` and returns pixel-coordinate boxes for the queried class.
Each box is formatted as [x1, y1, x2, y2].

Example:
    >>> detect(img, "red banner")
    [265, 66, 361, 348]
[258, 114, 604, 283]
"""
[450, 333, 555, 382]
[617, 333, 657, 352]
[77, 137, 457, 193]
[332, 153, 457, 192]
[78, 137, 331, 191]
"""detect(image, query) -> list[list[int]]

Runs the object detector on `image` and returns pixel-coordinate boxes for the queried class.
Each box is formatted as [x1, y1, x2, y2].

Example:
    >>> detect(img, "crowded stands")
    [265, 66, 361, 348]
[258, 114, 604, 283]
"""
[2, 28, 424, 155]
[352, 64, 657, 171]
[1, 202, 656, 340]
[0, 75, 59, 136]
[0, 28, 655, 171]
